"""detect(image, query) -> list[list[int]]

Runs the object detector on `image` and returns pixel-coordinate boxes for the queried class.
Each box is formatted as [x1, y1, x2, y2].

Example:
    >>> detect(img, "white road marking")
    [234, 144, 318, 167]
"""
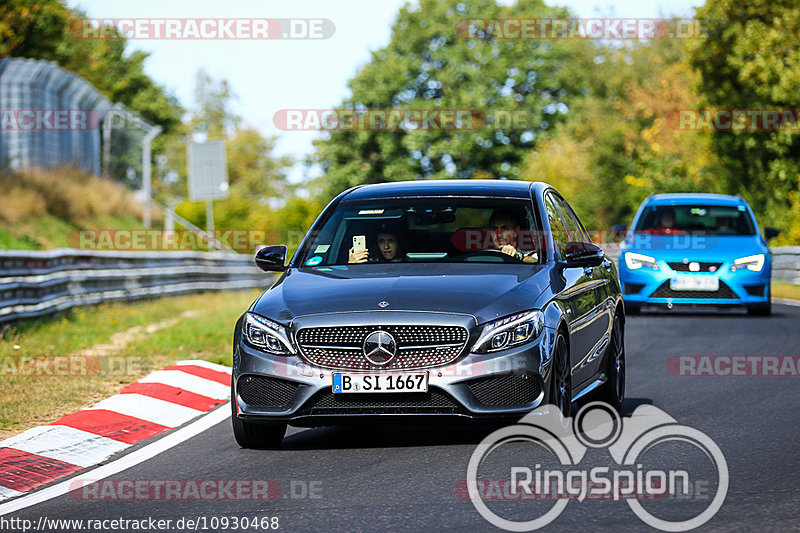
[86, 394, 203, 428]
[175, 360, 232, 374]
[0, 487, 24, 501]
[138, 370, 229, 400]
[0, 403, 231, 515]
[0, 426, 129, 469]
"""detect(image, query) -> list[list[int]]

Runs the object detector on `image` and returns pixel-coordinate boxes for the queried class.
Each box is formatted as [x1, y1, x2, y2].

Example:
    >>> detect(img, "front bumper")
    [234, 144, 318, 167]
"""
[619, 257, 770, 307]
[233, 325, 557, 427]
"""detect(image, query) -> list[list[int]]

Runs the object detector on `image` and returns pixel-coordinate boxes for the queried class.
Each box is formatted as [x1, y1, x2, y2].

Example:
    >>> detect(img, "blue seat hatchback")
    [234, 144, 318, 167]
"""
[618, 193, 779, 315]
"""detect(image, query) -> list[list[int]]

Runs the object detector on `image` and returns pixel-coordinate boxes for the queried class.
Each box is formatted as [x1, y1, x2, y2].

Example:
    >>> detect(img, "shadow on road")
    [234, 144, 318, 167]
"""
[275, 397, 655, 450]
[631, 307, 789, 318]
[280, 422, 503, 450]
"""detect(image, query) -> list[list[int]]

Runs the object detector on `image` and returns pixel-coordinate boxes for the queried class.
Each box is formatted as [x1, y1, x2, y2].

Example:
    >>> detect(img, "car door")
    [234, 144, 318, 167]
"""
[544, 192, 595, 385]
[551, 193, 612, 387]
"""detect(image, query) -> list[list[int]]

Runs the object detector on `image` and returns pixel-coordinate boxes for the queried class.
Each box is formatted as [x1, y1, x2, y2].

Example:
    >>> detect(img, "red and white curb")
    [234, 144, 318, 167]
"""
[0, 360, 231, 501]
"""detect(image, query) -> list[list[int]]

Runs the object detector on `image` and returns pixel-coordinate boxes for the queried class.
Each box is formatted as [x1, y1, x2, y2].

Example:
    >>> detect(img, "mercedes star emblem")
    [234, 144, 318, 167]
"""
[363, 330, 397, 366]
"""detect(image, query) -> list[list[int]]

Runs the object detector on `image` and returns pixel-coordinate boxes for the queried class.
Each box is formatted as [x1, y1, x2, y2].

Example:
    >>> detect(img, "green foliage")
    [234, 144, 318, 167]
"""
[690, 0, 800, 239]
[1, 0, 182, 132]
[312, 0, 596, 202]
[171, 71, 299, 248]
[524, 37, 720, 230]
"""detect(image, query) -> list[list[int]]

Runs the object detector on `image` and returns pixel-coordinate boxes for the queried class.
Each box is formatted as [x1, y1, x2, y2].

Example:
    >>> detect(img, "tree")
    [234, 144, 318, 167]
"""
[525, 37, 719, 231]
[173, 71, 294, 242]
[690, 0, 800, 236]
[312, 0, 596, 201]
[1, 0, 182, 133]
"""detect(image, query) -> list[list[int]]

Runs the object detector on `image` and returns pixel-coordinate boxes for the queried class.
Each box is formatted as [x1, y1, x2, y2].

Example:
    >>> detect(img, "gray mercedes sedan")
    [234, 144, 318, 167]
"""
[232, 180, 625, 448]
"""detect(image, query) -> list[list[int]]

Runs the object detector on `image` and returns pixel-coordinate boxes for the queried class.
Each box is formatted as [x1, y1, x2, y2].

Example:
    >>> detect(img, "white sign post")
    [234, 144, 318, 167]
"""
[187, 140, 229, 250]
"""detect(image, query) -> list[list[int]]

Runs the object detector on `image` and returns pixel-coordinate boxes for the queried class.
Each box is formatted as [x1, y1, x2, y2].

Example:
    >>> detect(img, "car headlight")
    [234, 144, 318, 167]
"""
[731, 253, 765, 272]
[624, 252, 659, 270]
[472, 310, 544, 354]
[242, 313, 295, 355]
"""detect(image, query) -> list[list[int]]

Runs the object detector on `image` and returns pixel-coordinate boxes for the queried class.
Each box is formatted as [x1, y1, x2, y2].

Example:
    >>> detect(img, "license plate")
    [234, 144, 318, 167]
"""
[332, 373, 428, 393]
[670, 275, 719, 291]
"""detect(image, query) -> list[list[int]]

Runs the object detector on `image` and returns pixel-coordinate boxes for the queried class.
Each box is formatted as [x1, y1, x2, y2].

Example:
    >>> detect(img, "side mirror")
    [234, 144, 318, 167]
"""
[764, 227, 781, 241]
[254, 245, 287, 272]
[562, 241, 605, 268]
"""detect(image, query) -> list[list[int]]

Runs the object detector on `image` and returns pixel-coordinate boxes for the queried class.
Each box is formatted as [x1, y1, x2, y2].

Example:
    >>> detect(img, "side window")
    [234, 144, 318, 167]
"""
[552, 195, 588, 243]
[563, 200, 592, 243]
[544, 193, 570, 257]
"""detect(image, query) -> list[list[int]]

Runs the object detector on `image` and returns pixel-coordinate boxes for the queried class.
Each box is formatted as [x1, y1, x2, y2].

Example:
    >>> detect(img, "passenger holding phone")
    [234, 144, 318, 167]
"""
[348, 221, 405, 263]
[348, 235, 369, 263]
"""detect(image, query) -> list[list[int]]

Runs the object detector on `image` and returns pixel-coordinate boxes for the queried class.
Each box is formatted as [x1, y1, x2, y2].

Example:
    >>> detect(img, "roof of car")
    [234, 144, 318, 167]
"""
[646, 193, 746, 206]
[342, 179, 541, 200]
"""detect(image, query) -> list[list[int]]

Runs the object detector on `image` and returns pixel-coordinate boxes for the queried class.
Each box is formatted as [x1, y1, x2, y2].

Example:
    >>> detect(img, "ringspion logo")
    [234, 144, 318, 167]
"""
[466, 403, 728, 531]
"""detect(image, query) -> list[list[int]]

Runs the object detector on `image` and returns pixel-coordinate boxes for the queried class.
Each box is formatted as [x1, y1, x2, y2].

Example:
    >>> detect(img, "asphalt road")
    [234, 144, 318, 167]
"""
[8, 303, 800, 532]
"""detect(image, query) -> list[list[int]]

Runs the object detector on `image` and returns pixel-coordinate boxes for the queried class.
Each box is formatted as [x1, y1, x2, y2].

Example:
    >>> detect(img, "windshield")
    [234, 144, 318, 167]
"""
[635, 204, 755, 236]
[299, 197, 543, 266]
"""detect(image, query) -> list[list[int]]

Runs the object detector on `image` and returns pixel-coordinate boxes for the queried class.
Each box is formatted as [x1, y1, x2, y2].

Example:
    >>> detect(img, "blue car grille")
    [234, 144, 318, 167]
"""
[650, 280, 738, 299]
[667, 261, 723, 272]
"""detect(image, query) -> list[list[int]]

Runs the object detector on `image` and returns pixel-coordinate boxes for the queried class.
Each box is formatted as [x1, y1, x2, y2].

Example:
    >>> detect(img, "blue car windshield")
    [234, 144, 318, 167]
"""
[635, 205, 755, 236]
[300, 197, 543, 266]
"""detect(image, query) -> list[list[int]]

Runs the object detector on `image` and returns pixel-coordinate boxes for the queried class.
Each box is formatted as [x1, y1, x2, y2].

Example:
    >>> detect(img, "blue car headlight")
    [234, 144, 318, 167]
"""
[242, 313, 295, 355]
[731, 254, 765, 272]
[624, 252, 659, 270]
[472, 310, 544, 354]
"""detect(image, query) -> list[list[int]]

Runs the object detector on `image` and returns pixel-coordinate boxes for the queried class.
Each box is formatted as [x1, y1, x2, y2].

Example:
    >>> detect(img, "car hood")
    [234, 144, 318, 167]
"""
[251, 263, 551, 326]
[621, 234, 768, 262]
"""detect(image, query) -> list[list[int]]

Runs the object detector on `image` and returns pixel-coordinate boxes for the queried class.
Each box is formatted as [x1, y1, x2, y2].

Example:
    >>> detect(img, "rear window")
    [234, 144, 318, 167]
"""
[635, 204, 755, 236]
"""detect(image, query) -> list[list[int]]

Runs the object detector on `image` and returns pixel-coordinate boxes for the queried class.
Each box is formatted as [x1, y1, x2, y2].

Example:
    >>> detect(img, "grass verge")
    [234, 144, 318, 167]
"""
[0, 290, 258, 439]
[773, 282, 800, 302]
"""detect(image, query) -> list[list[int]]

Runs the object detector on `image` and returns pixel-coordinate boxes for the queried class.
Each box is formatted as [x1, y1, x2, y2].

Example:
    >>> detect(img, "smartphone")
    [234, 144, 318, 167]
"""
[353, 235, 366, 252]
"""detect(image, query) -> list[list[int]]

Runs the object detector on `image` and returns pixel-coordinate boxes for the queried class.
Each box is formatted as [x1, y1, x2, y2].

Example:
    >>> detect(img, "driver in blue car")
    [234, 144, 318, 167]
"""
[489, 210, 538, 264]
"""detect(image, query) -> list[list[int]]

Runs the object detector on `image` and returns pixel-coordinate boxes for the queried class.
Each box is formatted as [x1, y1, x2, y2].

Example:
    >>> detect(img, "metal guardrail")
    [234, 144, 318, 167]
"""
[602, 244, 800, 284]
[1, 244, 797, 324]
[772, 246, 800, 284]
[0, 249, 270, 323]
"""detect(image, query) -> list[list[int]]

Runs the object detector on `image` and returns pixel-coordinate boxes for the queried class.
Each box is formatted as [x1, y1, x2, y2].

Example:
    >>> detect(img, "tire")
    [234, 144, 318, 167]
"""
[747, 285, 772, 316]
[550, 332, 573, 419]
[231, 383, 286, 449]
[747, 303, 771, 316]
[599, 310, 625, 411]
